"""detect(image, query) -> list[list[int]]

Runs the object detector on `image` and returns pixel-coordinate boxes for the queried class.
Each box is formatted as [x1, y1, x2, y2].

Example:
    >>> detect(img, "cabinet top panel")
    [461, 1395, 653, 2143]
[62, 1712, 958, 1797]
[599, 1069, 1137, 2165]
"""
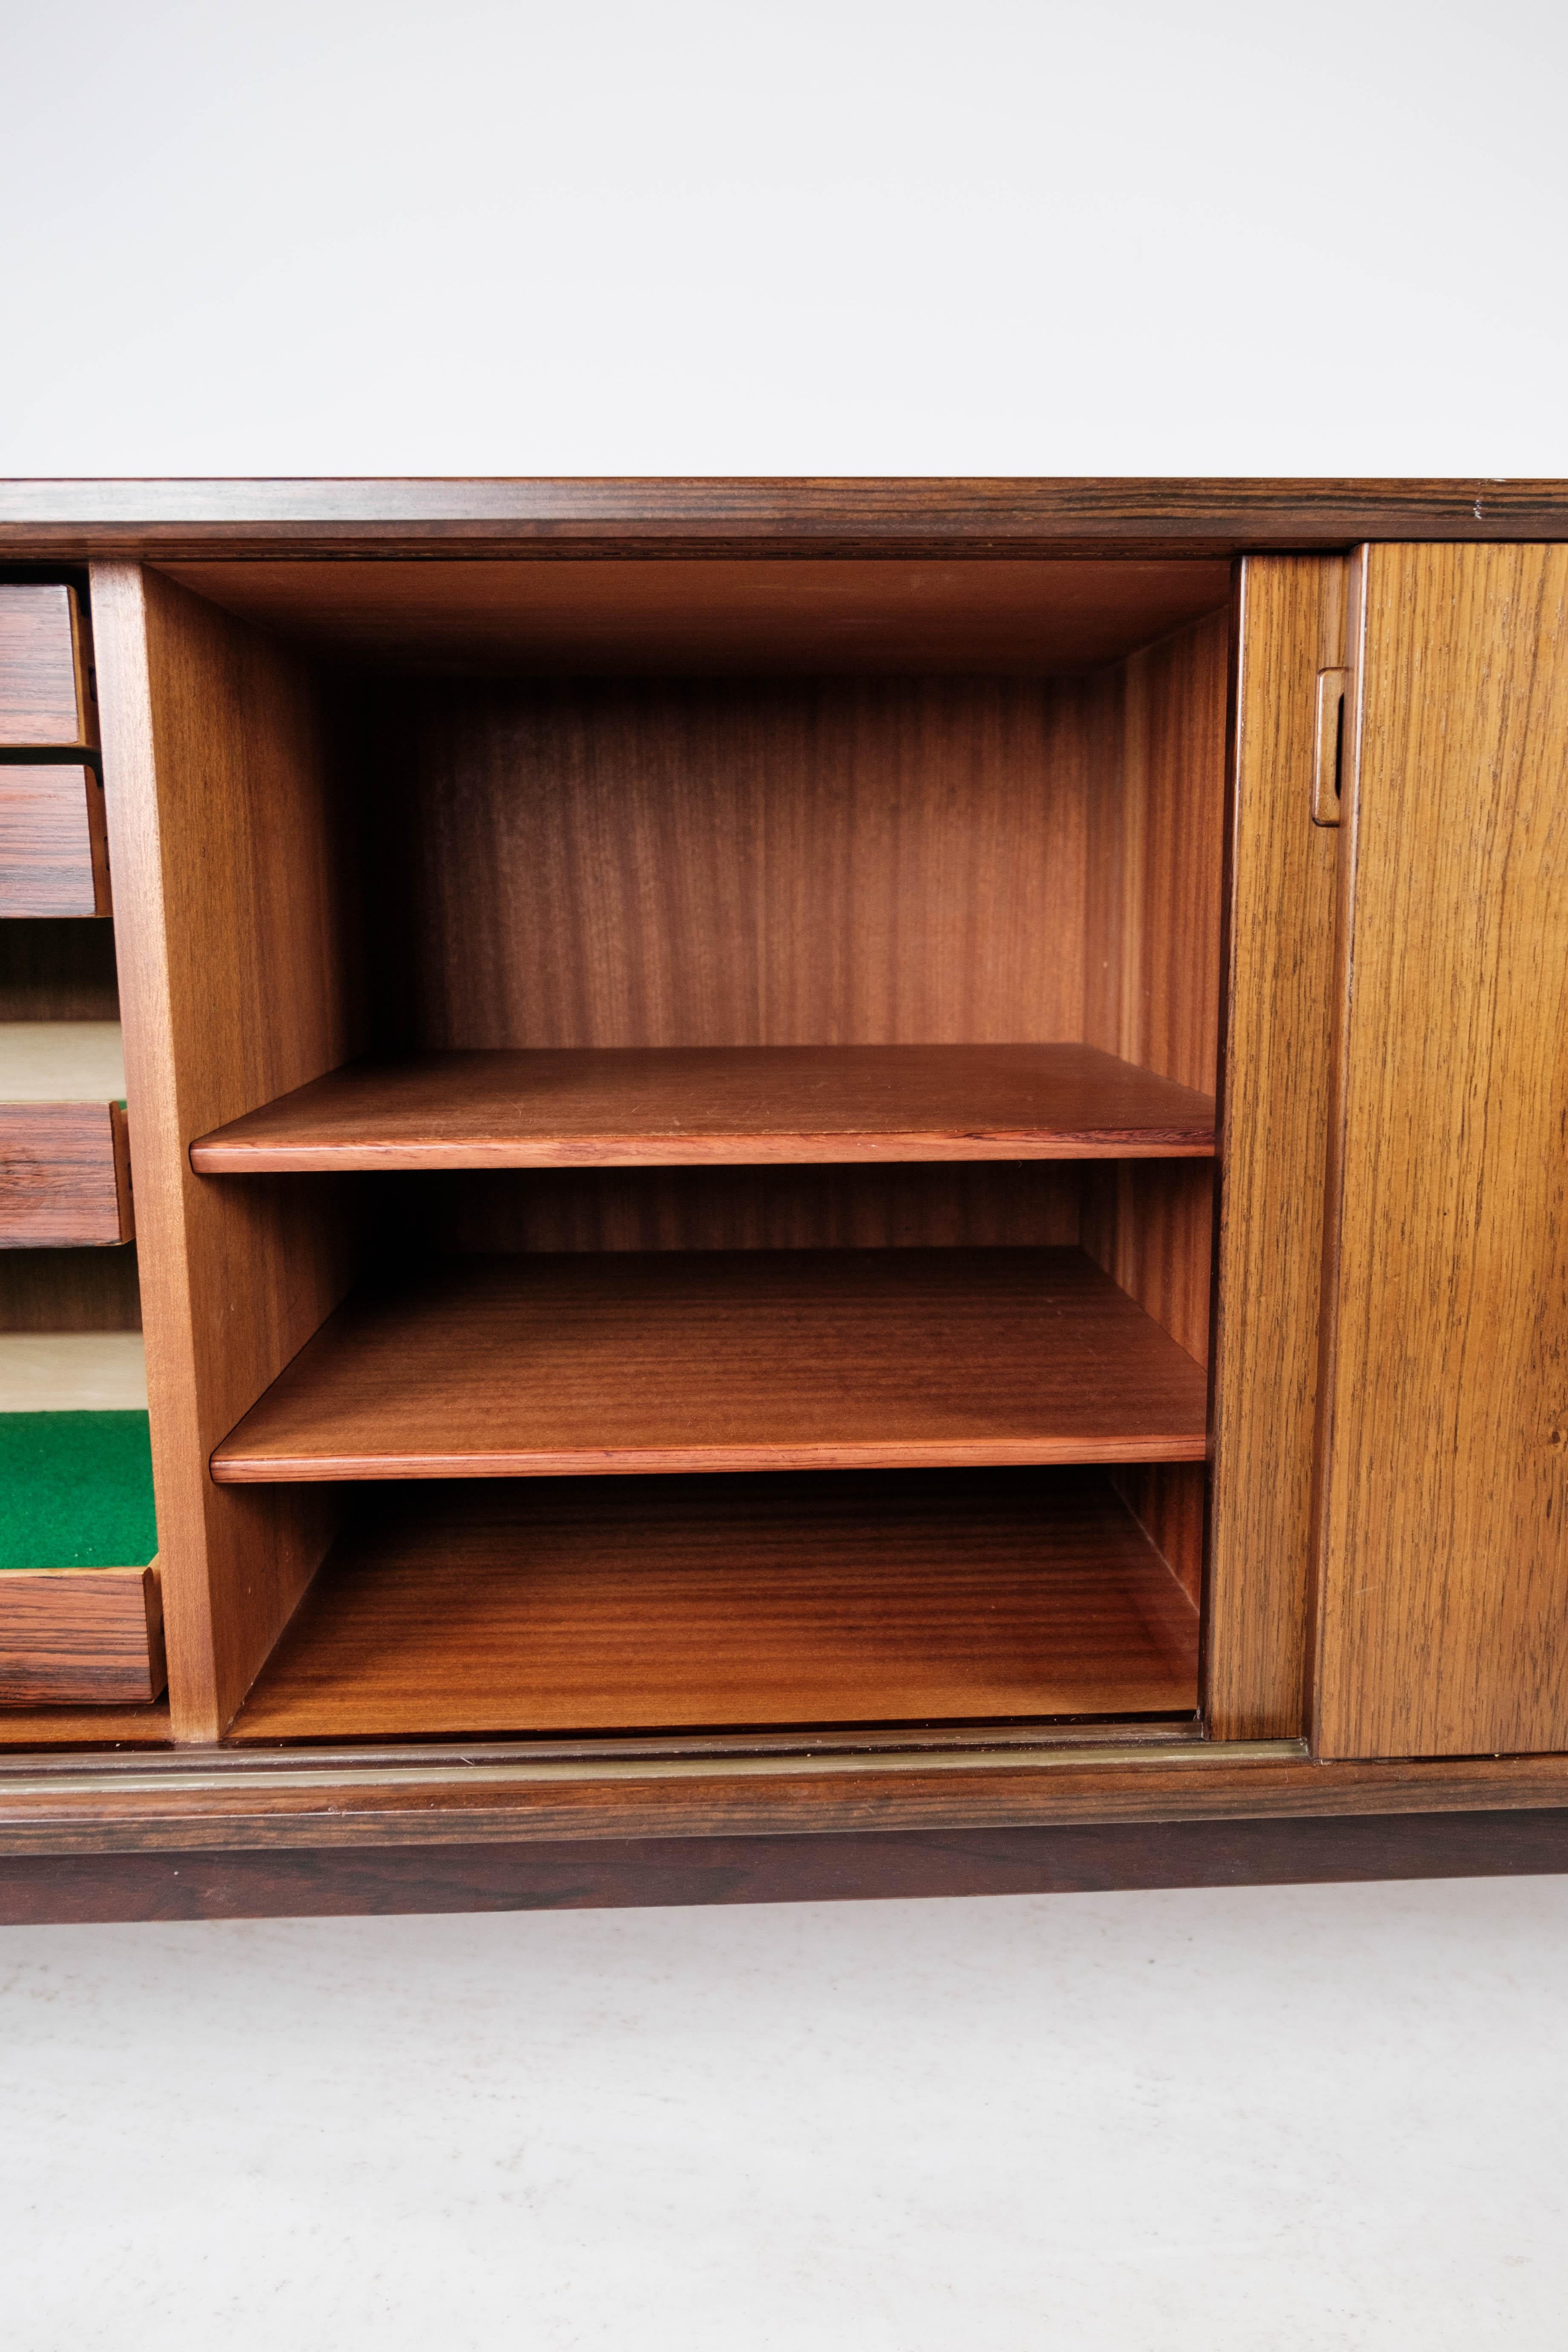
[1, 478, 1565, 560]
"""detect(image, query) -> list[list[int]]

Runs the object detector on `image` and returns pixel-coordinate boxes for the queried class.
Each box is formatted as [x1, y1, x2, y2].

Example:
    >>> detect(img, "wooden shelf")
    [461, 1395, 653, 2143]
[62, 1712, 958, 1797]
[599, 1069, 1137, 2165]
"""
[190, 1044, 1216, 1171]
[228, 1469, 1200, 1739]
[211, 1245, 1208, 1481]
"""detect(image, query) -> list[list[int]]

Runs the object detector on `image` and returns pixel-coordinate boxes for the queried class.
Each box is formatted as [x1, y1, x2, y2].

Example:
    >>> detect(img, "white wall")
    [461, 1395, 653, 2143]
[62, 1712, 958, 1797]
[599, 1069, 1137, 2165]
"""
[5, 6, 1567, 2345]
[3, 0, 1566, 475]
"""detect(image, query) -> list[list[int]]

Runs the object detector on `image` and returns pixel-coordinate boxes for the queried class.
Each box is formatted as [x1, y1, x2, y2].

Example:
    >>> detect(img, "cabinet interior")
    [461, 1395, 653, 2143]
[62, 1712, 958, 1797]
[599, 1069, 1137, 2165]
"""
[110, 555, 1234, 1744]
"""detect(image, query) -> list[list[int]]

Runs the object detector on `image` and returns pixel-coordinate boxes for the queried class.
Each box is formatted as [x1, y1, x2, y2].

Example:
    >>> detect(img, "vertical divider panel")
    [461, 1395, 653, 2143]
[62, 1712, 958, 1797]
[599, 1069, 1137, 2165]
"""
[91, 564, 364, 1739]
[1080, 605, 1229, 1355]
[1080, 605, 1230, 1611]
[1204, 556, 1345, 1740]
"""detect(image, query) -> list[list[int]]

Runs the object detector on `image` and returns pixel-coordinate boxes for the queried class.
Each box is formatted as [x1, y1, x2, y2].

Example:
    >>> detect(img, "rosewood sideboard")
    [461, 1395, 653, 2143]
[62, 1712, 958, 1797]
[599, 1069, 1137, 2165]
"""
[2, 479, 1566, 1923]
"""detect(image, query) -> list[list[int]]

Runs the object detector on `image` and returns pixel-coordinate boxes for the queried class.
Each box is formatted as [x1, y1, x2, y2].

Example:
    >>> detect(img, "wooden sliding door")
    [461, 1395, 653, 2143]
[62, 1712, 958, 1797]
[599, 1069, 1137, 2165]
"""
[1314, 544, 1568, 1758]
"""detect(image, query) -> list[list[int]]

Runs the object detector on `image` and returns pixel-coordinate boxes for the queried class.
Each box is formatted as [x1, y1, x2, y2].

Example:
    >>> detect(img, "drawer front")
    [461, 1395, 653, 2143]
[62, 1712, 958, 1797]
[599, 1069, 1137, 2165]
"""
[0, 1568, 165, 1705]
[0, 764, 112, 915]
[0, 1101, 133, 1244]
[0, 584, 96, 747]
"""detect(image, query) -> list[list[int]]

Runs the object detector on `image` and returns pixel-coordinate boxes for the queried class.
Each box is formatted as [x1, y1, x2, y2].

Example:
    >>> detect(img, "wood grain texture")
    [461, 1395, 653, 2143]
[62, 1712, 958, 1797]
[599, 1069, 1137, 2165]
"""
[191, 1044, 1216, 1171]
[30, 1744, 1568, 1859]
[1314, 545, 1568, 1758]
[373, 677, 1102, 1053]
[0, 765, 111, 915]
[210, 1248, 1210, 1482]
[1110, 1462, 1206, 1607]
[0, 1703, 169, 1750]
[0, 1101, 132, 1244]
[1080, 606, 1229, 1362]
[1084, 610, 1230, 1103]
[0, 1243, 141, 1330]
[229, 1471, 1199, 1740]
[1205, 557, 1345, 1739]
[3, 478, 1567, 559]
[0, 1568, 164, 1705]
[90, 562, 365, 1739]
[378, 1161, 1086, 1257]
[1076, 607, 1231, 1607]
[1311, 666, 1349, 827]
[0, 916, 119, 1020]
[1081, 1163, 1215, 1368]
[0, 584, 95, 746]
[12, 1807, 1568, 1923]
[156, 558, 1233, 675]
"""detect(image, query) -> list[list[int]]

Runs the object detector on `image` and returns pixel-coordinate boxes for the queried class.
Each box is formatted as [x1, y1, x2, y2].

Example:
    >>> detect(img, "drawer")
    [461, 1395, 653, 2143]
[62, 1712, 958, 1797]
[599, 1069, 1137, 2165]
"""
[0, 1568, 165, 1705]
[0, 1402, 161, 1707]
[0, 584, 97, 747]
[0, 763, 112, 915]
[0, 1101, 133, 1243]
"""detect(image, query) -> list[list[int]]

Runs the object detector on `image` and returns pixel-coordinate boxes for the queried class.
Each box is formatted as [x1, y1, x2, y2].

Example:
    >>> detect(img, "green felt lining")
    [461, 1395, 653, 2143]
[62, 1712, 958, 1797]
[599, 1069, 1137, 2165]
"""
[0, 1411, 158, 1569]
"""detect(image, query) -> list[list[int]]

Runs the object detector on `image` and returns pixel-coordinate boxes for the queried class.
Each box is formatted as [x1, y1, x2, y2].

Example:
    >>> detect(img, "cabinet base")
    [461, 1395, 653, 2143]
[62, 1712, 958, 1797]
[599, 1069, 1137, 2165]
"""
[6, 1807, 1568, 1925]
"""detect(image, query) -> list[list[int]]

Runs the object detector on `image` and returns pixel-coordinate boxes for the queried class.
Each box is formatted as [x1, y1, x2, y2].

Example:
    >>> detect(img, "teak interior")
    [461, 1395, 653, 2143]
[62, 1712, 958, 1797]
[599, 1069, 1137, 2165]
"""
[191, 1043, 1216, 1169]
[230, 1471, 1201, 1741]
[14, 484, 1568, 1910]
[156, 556, 1233, 677]
[210, 1248, 1210, 1482]
[84, 555, 1231, 1742]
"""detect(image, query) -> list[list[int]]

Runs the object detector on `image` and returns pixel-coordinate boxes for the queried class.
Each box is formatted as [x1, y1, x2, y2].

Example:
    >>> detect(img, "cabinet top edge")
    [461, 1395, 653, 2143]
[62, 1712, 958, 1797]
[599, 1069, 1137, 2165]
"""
[1, 477, 1565, 559]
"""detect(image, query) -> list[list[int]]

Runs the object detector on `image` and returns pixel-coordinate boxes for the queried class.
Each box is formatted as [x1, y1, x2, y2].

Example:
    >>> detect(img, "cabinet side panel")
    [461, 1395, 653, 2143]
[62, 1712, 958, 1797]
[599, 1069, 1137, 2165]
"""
[1315, 544, 1568, 1758]
[1205, 557, 1342, 1741]
[91, 563, 358, 1738]
[1079, 603, 1230, 1098]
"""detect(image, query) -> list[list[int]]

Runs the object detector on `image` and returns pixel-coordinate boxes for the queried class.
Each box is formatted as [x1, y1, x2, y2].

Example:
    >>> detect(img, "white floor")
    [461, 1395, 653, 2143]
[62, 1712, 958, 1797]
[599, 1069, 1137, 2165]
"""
[3, 1874, 1565, 2350]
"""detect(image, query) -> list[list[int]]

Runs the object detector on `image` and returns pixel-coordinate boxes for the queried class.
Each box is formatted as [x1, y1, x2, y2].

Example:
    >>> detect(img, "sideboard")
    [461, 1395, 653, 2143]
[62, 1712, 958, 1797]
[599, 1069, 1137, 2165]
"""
[2, 479, 1566, 1923]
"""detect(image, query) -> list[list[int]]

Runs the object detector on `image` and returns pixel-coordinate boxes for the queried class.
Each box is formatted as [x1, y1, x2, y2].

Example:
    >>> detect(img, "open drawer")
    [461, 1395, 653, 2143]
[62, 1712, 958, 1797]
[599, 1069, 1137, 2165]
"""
[0, 1024, 133, 1244]
[0, 1397, 164, 1707]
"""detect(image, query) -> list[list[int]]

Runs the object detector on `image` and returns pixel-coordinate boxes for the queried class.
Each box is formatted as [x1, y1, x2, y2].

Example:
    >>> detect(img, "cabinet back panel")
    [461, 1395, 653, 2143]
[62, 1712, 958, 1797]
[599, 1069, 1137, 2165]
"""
[0, 1243, 142, 1330]
[372, 677, 1100, 1053]
[0, 917, 119, 1020]
[378, 1162, 1085, 1257]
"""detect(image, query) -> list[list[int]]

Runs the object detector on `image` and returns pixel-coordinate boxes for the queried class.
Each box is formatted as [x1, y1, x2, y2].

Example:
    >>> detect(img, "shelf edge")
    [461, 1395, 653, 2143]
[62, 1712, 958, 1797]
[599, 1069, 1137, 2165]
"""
[209, 1437, 1211, 1481]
